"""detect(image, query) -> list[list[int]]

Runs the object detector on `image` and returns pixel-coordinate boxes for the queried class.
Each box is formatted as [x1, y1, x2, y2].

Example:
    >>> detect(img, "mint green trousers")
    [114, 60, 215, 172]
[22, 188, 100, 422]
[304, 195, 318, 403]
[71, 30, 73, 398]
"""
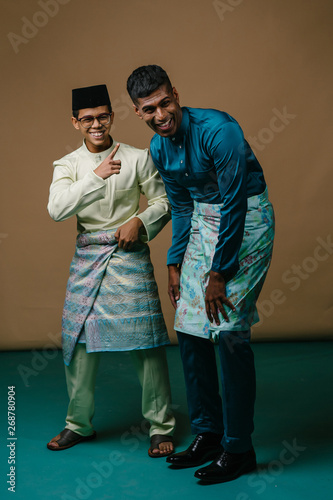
[64, 343, 176, 437]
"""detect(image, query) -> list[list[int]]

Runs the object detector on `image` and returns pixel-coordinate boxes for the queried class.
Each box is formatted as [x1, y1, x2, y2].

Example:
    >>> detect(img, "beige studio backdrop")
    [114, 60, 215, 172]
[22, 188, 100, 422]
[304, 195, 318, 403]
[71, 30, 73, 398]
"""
[1, 0, 332, 350]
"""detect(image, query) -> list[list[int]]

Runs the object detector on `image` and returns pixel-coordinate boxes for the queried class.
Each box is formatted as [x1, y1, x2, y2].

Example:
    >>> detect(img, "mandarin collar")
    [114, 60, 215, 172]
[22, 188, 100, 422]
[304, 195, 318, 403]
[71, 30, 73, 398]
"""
[168, 107, 190, 143]
[83, 136, 115, 163]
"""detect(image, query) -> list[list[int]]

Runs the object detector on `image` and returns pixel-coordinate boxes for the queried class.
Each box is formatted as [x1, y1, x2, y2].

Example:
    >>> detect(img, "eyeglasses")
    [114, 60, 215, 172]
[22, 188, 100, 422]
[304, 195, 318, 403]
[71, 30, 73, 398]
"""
[77, 113, 112, 129]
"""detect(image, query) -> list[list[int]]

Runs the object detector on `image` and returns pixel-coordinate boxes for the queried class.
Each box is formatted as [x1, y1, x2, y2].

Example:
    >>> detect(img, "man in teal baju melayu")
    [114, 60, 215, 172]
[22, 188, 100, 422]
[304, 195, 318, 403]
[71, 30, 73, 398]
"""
[127, 65, 275, 483]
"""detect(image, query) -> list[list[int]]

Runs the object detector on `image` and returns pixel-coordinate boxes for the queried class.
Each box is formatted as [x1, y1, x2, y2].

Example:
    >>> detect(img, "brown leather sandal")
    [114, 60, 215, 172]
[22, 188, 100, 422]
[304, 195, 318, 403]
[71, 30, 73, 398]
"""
[47, 429, 96, 451]
[148, 434, 174, 458]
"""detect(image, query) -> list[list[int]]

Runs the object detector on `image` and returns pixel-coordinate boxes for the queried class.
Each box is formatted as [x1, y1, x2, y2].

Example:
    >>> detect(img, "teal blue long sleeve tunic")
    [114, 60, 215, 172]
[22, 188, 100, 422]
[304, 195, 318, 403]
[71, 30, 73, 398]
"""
[150, 107, 266, 278]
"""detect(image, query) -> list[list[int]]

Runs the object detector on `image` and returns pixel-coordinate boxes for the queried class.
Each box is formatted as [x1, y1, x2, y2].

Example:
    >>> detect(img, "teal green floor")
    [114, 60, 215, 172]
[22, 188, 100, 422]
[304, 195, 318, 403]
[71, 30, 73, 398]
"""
[1, 342, 333, 500]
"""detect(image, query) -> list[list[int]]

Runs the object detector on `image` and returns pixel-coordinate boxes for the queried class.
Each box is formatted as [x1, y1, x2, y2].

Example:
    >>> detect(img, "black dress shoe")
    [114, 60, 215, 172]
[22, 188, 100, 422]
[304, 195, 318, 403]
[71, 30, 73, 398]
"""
[194, 447, 257, 483]
[166, 433, 223, 468]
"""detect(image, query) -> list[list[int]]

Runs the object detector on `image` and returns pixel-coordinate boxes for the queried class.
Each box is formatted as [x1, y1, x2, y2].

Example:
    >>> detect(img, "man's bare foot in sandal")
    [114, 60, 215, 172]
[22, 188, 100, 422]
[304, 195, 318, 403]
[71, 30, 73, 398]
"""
[148, 434, 174, 458]
[47, 429, 96, 451]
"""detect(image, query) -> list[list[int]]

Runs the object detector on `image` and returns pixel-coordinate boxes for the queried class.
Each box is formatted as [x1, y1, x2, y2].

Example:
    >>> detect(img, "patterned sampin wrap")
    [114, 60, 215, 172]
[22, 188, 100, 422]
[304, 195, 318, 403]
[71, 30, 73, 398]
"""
[175, 188, 275, 339]
[62, 230, 170, 365]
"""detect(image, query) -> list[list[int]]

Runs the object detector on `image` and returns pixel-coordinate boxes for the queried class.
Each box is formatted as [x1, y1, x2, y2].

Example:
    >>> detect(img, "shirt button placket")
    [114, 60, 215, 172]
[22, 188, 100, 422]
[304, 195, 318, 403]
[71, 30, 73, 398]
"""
[179, 143, 188, 177]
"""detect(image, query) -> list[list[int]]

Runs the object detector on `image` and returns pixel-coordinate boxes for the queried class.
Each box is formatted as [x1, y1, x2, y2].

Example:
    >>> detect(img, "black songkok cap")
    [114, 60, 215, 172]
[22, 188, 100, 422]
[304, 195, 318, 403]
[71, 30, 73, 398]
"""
[72, 84, 111, 111]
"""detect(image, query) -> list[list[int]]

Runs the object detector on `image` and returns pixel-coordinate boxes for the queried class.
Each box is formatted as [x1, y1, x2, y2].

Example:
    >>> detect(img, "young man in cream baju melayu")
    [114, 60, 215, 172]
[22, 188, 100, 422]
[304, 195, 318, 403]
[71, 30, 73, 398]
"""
[47, 84, 175, 457]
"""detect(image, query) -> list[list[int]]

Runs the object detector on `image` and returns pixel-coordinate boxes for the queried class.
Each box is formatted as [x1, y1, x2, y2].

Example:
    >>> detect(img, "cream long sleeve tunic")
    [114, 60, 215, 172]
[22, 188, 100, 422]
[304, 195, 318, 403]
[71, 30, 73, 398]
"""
[47, 139, 171, 240]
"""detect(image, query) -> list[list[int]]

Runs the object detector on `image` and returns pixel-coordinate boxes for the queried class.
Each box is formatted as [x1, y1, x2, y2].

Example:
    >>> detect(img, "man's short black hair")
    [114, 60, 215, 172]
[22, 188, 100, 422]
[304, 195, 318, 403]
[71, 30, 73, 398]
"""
[127, 65, 172, 104]
[72, 104, 112, 119]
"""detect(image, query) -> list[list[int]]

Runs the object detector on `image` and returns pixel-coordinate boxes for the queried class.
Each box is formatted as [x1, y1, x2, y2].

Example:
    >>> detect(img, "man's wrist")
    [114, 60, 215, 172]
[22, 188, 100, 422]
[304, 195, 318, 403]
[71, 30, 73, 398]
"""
[134, 216, 144, 228]
[210, 269, 234, 282]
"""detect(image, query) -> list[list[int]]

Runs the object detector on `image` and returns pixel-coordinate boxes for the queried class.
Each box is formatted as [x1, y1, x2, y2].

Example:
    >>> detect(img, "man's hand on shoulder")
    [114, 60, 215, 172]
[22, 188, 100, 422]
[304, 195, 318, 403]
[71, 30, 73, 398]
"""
[115, 217, 146, 251]
[94, 143, 121, 179]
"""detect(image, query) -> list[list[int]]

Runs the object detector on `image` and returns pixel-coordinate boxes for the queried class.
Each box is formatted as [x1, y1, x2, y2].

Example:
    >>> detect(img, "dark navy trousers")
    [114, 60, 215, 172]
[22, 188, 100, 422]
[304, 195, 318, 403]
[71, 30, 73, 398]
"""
[177, 330, 256, 453]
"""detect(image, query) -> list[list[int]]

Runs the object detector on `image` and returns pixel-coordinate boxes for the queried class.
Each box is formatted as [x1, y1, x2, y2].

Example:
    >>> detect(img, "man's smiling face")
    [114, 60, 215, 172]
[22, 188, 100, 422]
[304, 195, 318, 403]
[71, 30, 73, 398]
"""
[72, 105, 113, 153]
[134, 84, 183, 138]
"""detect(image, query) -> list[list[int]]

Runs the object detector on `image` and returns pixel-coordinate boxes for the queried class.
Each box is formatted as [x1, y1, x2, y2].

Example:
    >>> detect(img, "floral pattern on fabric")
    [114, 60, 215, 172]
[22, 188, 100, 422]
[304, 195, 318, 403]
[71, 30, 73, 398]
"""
[174, 189, 275, 339]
